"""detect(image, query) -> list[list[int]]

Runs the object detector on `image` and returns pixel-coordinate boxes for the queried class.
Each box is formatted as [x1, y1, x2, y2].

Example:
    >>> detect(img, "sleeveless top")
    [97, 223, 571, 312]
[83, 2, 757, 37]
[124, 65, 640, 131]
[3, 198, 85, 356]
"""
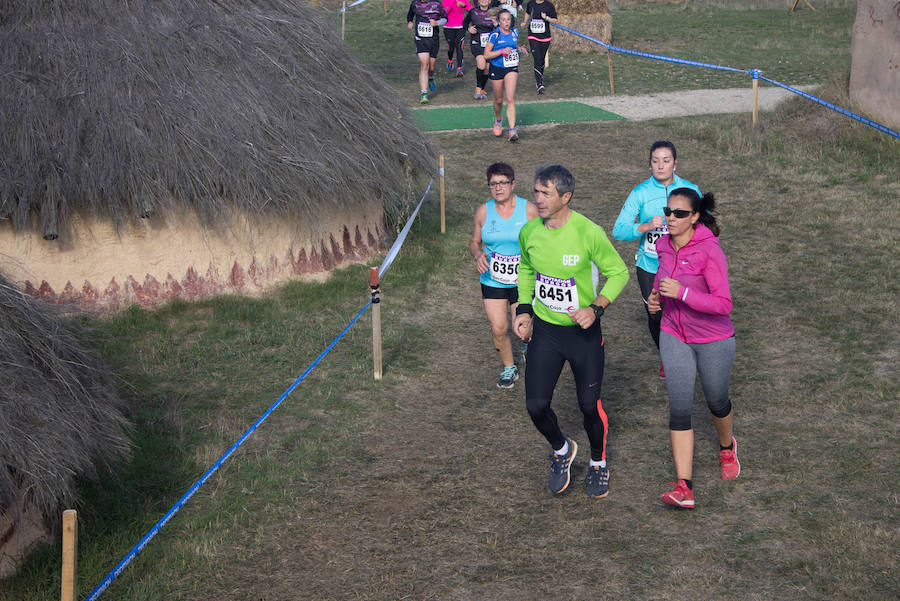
[480, 196, 528, 288]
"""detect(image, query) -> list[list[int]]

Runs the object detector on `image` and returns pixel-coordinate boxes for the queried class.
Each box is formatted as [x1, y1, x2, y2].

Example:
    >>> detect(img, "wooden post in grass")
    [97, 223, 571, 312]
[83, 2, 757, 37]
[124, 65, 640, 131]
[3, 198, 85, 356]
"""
[61, 510, 77, 601]
[751, 69, 760, 127]
[384, 0, 388, 16]
[439, 154, 446, 234]
[341, 1, 346, 40]
[607, 51, 615, 95]
[370, 267, 383, 380]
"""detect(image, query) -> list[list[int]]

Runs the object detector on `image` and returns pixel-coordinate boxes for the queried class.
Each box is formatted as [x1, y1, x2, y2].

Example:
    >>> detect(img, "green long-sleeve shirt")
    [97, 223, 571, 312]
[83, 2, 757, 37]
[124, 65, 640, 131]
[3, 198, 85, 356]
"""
[518, 211, 629, 325]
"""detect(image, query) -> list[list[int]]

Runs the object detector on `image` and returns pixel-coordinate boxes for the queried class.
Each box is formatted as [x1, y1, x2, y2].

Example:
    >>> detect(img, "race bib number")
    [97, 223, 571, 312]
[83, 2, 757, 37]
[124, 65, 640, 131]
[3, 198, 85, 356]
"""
[502, 49, 519, 68]
[489, 252, 520, 285]
[480, 32, 490, 47]
[417, 22, 433, 37]
[529, 19, 546, 34]
[643, 225, 668, 256]
[536, 272, 578, 313]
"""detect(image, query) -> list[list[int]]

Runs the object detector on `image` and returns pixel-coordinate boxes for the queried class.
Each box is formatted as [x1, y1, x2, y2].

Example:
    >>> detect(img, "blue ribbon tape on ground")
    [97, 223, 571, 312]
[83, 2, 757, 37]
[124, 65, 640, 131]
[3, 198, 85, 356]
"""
[84, 301, 373, 601]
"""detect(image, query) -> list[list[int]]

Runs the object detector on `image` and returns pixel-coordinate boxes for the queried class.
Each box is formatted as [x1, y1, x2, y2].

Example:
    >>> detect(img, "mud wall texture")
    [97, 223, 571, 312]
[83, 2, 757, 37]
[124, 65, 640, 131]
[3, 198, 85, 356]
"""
[849, 0, 900, 130]
[0, 204, 385, 312]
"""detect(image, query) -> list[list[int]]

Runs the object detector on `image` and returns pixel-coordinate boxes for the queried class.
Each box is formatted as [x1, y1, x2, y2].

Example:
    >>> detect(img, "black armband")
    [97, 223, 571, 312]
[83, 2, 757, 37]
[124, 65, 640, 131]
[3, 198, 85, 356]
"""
[515, 303, 534, 317]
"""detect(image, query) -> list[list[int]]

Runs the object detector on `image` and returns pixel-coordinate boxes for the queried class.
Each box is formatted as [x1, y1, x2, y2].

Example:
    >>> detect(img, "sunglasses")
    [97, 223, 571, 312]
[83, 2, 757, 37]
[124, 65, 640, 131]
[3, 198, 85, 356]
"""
[663, 207, 694, 218]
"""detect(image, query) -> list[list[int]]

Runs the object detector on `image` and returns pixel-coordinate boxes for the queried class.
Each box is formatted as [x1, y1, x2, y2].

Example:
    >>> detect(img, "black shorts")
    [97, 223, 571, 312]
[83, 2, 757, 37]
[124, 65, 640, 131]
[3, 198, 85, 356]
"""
[481, 283, 519, 303]
[415, 35, 440, 57]
[470, 38, 486, 57]
[489, 63, 518, 80]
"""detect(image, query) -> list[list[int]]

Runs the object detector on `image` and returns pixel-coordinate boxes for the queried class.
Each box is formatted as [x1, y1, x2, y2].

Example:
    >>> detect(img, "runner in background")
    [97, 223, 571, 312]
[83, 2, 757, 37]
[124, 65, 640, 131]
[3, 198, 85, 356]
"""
[407, 0, 449, 104]
[469, 163, 538, 388]
[514, 165, 629, 498]
[443, 0, 473, 78]
[490, 0, 522, 21]
[520, 0, 557, 94]
[648, 188, 740, 509]
[484, 9, 520, 142]
[612, 140, 700, 379]
[464, 0, 496, 99]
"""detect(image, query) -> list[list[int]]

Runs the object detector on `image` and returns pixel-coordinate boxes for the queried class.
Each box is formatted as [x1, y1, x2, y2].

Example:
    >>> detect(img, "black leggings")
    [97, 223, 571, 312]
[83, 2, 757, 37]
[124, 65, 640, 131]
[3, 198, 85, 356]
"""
[525, 316, 608, 462]
[444, 28, 465, 66]
[529, 39, 550, 87]
[636, 266, 662, 349]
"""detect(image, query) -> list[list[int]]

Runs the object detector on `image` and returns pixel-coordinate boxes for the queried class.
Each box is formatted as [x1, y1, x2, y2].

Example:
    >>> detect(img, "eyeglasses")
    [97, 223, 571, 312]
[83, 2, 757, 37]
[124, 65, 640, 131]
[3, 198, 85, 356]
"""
[487, 180, 513, 188]
[663, 207, 694, 218]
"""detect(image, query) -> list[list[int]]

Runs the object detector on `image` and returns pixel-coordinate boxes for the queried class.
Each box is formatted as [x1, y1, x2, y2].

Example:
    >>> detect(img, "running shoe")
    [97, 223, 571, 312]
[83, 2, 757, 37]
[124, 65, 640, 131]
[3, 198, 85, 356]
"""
[456, 67, 464, 78]
[508, 128, 519, 143]
[447, 59, 454, 72]
[659, 363, 666, 379]
[428, 77, 436, 92]
[661, 480, 694, 508]
[584, 464, 610, 498]
[497, 365, 519, 388]
[493, 119, 502, 136]
[474, 87, 487, 100]
[548, 438, 577, 495]
[419, 92, 429, 104]
[537, 84, 545, 95]
[720, 436, 741, 480]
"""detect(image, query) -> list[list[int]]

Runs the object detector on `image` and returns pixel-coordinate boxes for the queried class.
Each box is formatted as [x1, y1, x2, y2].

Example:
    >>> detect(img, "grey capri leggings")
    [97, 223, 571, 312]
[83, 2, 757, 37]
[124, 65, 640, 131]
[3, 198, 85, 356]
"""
[659, 332, 735, 431]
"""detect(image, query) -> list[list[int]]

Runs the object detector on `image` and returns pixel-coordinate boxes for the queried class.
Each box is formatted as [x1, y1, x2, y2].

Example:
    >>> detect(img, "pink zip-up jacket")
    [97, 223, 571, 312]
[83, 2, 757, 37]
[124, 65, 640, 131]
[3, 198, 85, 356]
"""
[443, 0, 473, 27]
[653, 223, 734, 344]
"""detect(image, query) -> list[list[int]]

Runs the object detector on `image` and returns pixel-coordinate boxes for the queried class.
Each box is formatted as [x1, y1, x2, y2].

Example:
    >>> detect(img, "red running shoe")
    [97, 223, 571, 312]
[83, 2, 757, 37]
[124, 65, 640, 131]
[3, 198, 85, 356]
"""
[659, 363, 666, 379]
[720, 436, 741, 480]
[661, 479, 694, 508]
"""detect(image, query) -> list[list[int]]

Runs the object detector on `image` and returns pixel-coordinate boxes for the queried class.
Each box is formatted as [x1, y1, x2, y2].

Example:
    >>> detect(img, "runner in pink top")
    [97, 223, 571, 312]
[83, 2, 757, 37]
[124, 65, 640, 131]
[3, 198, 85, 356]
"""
[443, 0, 473, 76]
[648, 188, 740, 510]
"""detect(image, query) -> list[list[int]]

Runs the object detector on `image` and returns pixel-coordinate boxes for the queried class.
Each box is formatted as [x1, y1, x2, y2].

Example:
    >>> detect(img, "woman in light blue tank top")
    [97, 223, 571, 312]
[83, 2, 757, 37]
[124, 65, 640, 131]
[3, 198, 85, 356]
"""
[469, 162, 538, 388]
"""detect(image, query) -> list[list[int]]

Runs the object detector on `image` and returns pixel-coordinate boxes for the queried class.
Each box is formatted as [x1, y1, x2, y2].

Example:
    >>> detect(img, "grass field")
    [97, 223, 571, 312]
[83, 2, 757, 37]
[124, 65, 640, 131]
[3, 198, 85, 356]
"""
[4, 1, 899, 600]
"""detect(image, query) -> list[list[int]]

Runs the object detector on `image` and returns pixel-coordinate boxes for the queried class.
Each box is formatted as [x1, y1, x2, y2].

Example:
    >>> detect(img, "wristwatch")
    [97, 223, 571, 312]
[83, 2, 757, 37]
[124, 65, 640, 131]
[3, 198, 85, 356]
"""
[589, 303, 605, 320]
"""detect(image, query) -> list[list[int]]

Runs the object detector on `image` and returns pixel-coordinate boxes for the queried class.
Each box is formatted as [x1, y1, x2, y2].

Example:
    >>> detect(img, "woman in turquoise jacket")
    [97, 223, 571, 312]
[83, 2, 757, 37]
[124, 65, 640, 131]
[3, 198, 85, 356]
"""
[612, 140, 699, 378]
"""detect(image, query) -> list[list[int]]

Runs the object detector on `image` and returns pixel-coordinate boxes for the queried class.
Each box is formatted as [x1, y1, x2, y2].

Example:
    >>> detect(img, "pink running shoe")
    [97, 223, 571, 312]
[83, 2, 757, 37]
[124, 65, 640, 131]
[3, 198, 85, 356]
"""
[720, 436, 741, 480]
[661, 479, 694, 509]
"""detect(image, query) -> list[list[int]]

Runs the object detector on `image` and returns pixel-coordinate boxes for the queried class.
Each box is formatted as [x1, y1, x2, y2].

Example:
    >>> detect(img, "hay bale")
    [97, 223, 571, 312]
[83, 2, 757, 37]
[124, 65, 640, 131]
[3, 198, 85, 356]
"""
[552, 12, 612, 53]
[552, 0, 609, 13]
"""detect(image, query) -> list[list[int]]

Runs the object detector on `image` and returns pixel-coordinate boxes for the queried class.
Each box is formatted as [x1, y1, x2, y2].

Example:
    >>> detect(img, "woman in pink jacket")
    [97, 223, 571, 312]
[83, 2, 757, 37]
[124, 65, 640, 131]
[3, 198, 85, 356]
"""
[648, 188, 740, 509]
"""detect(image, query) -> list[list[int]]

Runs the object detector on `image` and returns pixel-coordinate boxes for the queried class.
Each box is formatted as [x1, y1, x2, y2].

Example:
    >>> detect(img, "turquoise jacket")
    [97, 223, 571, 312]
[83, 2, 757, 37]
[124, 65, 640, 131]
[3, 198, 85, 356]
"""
[612, 174, 700, 273]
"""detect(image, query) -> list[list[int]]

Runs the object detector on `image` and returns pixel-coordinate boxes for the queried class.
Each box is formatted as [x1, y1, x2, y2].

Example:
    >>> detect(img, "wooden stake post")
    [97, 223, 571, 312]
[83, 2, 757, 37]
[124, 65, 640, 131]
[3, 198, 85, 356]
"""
[439, 154, 446, 234]
[751, 69, 760, 127]
[61, 510, 77, 601]
[371, 267, 383, 380]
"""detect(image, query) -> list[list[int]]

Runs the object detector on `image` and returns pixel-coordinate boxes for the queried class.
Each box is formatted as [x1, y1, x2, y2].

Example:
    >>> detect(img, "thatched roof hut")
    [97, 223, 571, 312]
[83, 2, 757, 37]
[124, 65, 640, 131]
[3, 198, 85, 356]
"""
[0, 272, 130, 577]
[0, 0, 436, 310]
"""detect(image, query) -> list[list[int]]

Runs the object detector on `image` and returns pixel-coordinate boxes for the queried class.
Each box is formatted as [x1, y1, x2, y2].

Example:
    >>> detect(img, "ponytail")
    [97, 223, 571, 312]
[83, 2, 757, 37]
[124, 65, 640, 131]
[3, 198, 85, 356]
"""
[668, 188, 720, 237]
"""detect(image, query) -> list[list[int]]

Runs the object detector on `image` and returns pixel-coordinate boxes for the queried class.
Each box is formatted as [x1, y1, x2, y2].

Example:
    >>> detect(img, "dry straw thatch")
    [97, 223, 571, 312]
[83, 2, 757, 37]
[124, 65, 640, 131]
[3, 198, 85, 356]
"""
[552, 0, 609, 13]
[0, 0, 436, 241]
[0, 273, 130, 527]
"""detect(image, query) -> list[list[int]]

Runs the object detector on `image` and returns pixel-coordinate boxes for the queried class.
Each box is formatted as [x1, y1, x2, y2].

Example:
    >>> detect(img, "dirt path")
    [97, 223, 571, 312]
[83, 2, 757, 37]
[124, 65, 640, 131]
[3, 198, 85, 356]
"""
[571, 85, 818, 121]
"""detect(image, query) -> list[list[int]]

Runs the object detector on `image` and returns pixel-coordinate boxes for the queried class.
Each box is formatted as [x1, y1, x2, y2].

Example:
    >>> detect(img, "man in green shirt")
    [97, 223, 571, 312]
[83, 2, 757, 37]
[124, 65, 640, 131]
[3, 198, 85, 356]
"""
[514, 165, 629, 498]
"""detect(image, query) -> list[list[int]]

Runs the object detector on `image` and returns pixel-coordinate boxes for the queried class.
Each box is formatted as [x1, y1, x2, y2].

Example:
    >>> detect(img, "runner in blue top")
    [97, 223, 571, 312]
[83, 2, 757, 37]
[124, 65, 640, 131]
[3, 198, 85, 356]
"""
[612, 140, 700, 379]
[469, 162, 538, 388]
[483, 10, 521, 142]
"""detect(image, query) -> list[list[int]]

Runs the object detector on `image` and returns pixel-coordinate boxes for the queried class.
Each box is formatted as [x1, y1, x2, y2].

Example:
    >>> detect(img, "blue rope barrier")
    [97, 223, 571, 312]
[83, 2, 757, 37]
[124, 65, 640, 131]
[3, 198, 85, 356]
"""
[549, 22, 899, 139]
[550, 23, 749, 74]
[758, 75, 900, 139]
[84, 301, 373, 601]
[377, 174, 436, 280]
